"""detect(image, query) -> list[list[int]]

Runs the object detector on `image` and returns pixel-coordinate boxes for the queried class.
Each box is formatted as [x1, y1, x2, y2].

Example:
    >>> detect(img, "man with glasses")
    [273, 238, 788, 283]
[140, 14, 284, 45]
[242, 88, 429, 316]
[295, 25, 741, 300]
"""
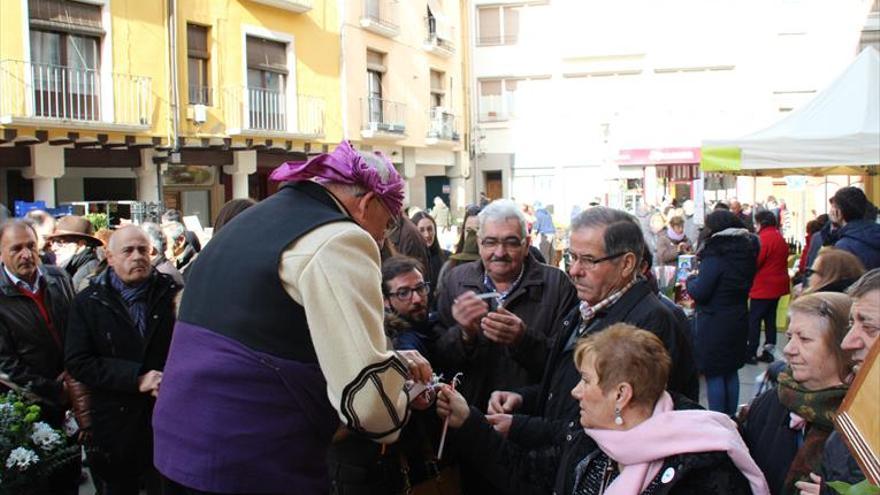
[433, 199, 577, 491]
[153, 141, 433, 494]
[448, 207, 698, 493]
[382, 255, 435, 358]
[327, 255, 440, 493]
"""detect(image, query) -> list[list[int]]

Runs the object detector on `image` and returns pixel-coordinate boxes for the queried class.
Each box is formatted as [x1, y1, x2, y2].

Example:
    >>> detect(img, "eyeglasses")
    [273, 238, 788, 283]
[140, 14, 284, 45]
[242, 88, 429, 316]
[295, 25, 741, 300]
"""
[384, 215, 402, 237]
[388, 282, 430, 301]
[567, 250, 627, 270]
[805, 268, 822, 277]
[480, 237, 525, 250]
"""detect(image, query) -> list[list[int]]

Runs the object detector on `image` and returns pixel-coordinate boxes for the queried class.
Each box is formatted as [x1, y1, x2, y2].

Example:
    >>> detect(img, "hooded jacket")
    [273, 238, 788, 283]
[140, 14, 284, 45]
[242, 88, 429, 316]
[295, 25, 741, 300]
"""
[687, 229, 759, 376]
[834, 219, 880, 270]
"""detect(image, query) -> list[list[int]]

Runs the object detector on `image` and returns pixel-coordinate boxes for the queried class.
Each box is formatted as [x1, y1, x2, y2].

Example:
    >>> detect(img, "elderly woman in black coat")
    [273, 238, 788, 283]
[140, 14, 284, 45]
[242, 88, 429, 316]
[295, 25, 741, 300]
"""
[686, 210, 759, 416]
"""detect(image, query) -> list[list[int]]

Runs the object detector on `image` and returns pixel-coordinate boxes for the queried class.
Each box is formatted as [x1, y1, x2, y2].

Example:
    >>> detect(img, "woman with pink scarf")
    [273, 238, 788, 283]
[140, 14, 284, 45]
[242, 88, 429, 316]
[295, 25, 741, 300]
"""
[437, 323, 770, 495]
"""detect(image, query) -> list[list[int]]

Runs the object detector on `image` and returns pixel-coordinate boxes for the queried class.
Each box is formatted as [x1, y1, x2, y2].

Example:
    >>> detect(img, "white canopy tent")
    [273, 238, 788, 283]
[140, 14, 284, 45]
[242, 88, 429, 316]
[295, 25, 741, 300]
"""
[701, 47, 880, 176]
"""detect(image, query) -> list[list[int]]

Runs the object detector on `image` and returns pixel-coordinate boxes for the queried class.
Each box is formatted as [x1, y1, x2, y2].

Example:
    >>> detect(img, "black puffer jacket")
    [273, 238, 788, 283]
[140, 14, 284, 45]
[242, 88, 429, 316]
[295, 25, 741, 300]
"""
[64, 268, 179, 478]
[0, 265, 75, 421]
[449, 394, 752, 495]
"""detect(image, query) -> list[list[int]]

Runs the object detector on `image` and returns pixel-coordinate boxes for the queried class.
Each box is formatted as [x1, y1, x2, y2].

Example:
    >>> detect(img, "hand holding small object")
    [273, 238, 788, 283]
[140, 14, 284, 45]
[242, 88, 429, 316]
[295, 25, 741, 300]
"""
[452, 291, 489, 340]
[436, 373, 464, 460]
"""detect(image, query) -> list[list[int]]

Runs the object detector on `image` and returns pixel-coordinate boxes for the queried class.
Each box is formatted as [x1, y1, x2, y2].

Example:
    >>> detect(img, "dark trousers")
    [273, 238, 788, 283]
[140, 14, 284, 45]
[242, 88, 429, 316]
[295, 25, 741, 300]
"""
[162, 477, 225, 495]
[748, 298, 780, 357]
[91, 464, 162, 495]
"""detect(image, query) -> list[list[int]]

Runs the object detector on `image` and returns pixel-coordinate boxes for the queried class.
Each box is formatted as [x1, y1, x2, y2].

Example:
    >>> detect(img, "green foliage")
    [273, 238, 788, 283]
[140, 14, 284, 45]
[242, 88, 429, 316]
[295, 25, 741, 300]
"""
[84, 212, 109, 232]
[828, 480, 880, 495]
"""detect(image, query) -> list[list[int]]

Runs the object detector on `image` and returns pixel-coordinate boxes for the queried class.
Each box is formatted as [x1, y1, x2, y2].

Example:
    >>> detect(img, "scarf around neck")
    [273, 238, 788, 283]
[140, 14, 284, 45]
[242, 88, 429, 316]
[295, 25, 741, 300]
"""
[109, 269, 152, 337]
[776, 369, 848, 495]
[584, 392, 770, 495]
[666, 226, 685, 243]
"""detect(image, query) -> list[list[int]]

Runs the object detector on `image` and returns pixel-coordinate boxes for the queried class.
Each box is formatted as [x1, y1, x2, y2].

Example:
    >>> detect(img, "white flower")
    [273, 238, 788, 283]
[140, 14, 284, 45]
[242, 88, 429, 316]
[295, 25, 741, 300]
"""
[5, 447, 40, 470]
[30, 421, 62, 450]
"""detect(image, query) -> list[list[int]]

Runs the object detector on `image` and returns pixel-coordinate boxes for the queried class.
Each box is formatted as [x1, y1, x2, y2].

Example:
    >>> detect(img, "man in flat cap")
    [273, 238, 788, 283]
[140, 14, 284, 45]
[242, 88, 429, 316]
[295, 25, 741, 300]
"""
[154, 141, 433, 494]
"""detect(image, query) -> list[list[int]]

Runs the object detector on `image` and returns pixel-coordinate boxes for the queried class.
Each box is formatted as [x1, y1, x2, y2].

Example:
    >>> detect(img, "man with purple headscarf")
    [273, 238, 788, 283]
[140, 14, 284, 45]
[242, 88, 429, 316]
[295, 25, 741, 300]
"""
[153, 141, 433, 494]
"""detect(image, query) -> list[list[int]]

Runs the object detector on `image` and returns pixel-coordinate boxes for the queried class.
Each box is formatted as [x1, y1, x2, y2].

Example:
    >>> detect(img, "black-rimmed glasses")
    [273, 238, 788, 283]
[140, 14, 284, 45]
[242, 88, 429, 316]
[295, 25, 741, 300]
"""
[388, 282, 431, 301]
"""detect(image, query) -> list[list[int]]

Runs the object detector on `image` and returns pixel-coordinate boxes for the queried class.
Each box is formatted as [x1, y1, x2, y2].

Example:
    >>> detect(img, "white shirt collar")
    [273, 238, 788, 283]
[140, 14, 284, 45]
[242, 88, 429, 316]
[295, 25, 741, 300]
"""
[3, 264, 44, 294]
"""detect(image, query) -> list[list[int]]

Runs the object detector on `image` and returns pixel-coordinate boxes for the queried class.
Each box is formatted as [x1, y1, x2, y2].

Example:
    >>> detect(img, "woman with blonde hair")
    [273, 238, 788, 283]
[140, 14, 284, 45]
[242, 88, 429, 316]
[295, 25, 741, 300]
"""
[739, 292, 853, 494]
[803, 247, 865, 295]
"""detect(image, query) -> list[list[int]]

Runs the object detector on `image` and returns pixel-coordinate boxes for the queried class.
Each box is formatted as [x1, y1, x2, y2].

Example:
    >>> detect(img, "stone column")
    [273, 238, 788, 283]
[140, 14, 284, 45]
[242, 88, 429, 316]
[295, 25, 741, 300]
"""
[223, 150, 257, 199]
[23, 143, 64, 207]
[136, 148, 160, 203]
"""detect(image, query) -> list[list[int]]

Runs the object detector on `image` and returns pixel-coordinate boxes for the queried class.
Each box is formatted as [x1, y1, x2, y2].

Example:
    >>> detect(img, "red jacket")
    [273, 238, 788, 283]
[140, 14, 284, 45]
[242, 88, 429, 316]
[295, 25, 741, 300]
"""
[750, 226, 791, 299]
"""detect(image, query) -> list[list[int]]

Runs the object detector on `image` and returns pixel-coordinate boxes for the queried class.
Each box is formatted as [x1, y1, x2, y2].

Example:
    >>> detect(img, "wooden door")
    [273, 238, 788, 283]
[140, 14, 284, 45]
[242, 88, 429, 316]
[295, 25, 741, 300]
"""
[485, 171, 503, 200]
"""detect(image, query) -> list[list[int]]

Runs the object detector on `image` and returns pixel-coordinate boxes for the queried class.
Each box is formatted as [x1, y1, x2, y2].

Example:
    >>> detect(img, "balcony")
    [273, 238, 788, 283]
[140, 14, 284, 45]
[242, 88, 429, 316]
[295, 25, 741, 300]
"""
[426, 107, 459, 144]
[423, 16, 455, 58]
[361, 97, 406, 139]
[360, 0, 399, 38]
[247, 0, 313, 13]
[0, 59, 152, 131]
[188, 85, 213, 106]
[223, 86, 324, 138]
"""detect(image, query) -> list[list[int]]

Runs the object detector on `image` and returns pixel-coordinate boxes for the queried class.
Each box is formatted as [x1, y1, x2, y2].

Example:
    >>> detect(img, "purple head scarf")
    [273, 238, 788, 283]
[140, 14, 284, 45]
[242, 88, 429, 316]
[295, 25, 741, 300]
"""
[269, 140, 405, 215]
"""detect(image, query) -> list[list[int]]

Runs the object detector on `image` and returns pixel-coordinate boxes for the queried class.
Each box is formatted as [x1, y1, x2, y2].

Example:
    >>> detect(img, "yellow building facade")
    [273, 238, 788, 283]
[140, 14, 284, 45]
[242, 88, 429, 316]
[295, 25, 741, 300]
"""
[342, 0, 471, 212]
[1, 0, 342, 226]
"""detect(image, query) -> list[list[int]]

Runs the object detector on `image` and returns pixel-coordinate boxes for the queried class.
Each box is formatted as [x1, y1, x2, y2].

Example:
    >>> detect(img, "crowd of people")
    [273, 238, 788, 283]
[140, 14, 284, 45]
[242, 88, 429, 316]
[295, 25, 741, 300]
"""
[1, 141, 879, 495]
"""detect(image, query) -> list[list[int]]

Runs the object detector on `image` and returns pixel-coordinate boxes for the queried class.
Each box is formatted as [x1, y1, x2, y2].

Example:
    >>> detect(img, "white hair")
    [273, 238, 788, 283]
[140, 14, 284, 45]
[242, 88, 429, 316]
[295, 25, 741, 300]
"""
[162, 221, 186, 242]
[478, 199, 528, 238]
[141, 222, 167, 253]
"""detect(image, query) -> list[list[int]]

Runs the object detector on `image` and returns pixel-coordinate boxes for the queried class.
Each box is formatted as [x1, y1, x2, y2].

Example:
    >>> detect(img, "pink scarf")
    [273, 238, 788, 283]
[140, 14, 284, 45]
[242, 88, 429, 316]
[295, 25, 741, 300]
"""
[585, 392, 769, 495]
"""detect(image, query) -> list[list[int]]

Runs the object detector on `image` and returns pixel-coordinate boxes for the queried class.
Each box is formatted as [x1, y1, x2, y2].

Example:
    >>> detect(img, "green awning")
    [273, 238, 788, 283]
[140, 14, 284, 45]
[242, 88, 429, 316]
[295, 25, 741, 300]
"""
[700, 146, 742, 172]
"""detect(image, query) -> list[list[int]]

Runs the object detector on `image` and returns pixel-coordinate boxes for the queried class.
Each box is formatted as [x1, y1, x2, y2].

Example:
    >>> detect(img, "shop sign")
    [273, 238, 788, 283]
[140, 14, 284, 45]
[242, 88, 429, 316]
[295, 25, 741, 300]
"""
[163, 165, 216, 186]
[616, 147, 701, 166]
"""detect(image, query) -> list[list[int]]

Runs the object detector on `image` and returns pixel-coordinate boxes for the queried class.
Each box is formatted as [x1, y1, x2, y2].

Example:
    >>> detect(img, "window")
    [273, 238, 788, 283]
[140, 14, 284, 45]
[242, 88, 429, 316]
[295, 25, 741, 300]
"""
[478, 78, 518, 121]
[366, 50, 385, 123]
[28, 0, 103, 120]
[246, 36, 288, 130]
[477, 5, 519, 46]
[187, 24, 211, 105]
[429, 70, 445, 108]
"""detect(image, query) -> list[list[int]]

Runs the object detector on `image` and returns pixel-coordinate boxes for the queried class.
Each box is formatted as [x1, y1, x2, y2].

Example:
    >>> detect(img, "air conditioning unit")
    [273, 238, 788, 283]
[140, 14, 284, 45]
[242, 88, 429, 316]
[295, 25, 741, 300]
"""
[193, 104, 208, 124]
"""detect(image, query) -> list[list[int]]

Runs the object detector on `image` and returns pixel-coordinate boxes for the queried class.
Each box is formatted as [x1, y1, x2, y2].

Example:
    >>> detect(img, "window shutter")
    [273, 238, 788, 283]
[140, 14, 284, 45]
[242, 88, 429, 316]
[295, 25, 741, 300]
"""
[29, 0, 104, 35]
[430, 70, 444, 92]
[503, 7, 520, 43]
[246, 36, 288, 74]
[367, 50, 386, 73]
[478, 7, 500, 44]
[187, 24, 209, 60]
[480, 80, 501, 96]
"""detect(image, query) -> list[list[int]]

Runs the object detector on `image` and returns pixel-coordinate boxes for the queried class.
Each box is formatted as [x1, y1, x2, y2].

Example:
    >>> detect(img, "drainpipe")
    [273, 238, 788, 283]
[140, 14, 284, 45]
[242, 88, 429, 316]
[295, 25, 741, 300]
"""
[162, 0, 182, 203]
[339, 0, 349, 141]
[466, 0, 478, 204]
